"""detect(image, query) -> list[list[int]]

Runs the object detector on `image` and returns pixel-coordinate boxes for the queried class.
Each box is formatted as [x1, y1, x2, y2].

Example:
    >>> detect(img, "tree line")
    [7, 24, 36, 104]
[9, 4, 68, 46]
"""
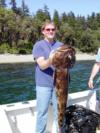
[0, 0, 100, 54]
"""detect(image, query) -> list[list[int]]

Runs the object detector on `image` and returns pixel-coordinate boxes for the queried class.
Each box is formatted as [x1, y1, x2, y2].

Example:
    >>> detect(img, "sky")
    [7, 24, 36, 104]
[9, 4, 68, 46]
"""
[7, 0, 100, 18]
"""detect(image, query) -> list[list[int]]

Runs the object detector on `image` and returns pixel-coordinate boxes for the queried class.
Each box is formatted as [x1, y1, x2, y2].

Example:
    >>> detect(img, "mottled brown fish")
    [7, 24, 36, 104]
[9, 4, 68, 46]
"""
[52, 44, 76, 133]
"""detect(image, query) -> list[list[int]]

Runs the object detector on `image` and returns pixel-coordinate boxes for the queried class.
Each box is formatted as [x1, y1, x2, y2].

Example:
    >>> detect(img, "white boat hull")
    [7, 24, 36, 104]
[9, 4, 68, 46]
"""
[0, 90, 100, 133]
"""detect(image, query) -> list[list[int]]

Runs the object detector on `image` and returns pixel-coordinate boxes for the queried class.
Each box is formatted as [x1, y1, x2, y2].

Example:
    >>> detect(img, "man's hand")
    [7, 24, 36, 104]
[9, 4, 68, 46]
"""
[88, 79, 94, 89]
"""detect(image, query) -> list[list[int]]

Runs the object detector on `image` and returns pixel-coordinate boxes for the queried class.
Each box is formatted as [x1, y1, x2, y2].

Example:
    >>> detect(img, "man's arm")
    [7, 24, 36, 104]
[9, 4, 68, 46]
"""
[36, 57, 51, 70]
[88, 62, 100, 89]
[36, 52, 55, 70]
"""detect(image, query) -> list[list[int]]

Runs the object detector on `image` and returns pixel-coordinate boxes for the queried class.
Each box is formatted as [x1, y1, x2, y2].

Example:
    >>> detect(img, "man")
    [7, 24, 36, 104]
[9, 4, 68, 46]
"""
[88, 48, 100, 89]
[32, 20, 62, 133]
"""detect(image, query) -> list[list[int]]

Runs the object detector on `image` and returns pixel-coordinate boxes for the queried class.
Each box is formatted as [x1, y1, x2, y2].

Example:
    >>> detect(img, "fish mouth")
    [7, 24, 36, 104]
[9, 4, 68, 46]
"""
[52, 45, 76, 69]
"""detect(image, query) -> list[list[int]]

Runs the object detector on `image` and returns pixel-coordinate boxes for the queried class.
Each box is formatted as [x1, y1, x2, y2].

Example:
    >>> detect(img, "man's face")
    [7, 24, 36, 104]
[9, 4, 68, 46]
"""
[42, 24, 56, 40]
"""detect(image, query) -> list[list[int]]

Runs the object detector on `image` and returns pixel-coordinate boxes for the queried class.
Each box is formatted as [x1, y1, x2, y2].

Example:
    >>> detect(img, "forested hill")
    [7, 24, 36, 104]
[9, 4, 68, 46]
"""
[0, 0, 100, 54]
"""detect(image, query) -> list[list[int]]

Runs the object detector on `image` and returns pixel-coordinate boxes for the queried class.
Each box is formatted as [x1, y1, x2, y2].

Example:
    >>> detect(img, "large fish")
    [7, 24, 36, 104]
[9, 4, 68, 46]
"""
[52, 44, 76, 133]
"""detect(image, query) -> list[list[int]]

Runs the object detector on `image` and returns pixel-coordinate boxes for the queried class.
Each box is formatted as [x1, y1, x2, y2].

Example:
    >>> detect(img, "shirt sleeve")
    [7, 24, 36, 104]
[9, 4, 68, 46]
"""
[96, 48, 100, 62]
[32, 42, 45, 59]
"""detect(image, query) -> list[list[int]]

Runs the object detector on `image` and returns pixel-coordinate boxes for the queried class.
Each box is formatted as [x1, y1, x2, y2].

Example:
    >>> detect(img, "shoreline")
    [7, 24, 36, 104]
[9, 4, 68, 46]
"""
[0, 53, 96, 64]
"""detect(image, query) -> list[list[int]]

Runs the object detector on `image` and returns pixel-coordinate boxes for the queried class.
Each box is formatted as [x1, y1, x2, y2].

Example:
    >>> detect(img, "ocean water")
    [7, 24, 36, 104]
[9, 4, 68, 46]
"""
[0, 60, 100, 104]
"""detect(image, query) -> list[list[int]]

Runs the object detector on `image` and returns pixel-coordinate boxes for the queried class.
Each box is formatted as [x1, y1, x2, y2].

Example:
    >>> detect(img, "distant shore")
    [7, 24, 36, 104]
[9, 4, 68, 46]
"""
[0, 53, 96, 64]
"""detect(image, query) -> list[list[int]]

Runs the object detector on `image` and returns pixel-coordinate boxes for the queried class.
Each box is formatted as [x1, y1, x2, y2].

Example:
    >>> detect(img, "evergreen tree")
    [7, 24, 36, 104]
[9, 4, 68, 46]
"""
[10, 0, 17, 11]
[43, 5, 51, 20]
[61, 12, 68, 23]
[0, 0, 6, 8]
[53, 10, 60, 29]
[79, 30, 96, 52]
[21, 0, 29, 16]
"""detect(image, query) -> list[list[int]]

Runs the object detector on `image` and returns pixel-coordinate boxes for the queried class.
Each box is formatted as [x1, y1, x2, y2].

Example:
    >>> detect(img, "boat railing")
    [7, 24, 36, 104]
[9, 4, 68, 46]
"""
[0, 89, 99, 133]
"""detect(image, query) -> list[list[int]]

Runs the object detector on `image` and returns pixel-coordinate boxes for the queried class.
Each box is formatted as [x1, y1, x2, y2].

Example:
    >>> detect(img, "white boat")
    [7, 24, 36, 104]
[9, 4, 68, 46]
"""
[0, 89, 100, 133]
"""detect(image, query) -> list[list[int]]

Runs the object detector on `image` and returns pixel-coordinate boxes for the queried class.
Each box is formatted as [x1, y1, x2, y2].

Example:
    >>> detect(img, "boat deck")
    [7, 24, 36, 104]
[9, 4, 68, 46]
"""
[0, 90, 100, 133]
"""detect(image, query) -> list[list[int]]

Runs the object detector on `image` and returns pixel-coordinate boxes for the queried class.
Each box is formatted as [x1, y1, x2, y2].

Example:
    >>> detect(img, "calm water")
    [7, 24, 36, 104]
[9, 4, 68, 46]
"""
[0, 60, 100, 104]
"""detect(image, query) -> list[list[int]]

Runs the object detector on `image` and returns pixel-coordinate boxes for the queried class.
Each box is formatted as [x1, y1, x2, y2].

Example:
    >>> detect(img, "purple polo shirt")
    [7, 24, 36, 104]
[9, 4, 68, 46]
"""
[32, 40, 62, 87]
